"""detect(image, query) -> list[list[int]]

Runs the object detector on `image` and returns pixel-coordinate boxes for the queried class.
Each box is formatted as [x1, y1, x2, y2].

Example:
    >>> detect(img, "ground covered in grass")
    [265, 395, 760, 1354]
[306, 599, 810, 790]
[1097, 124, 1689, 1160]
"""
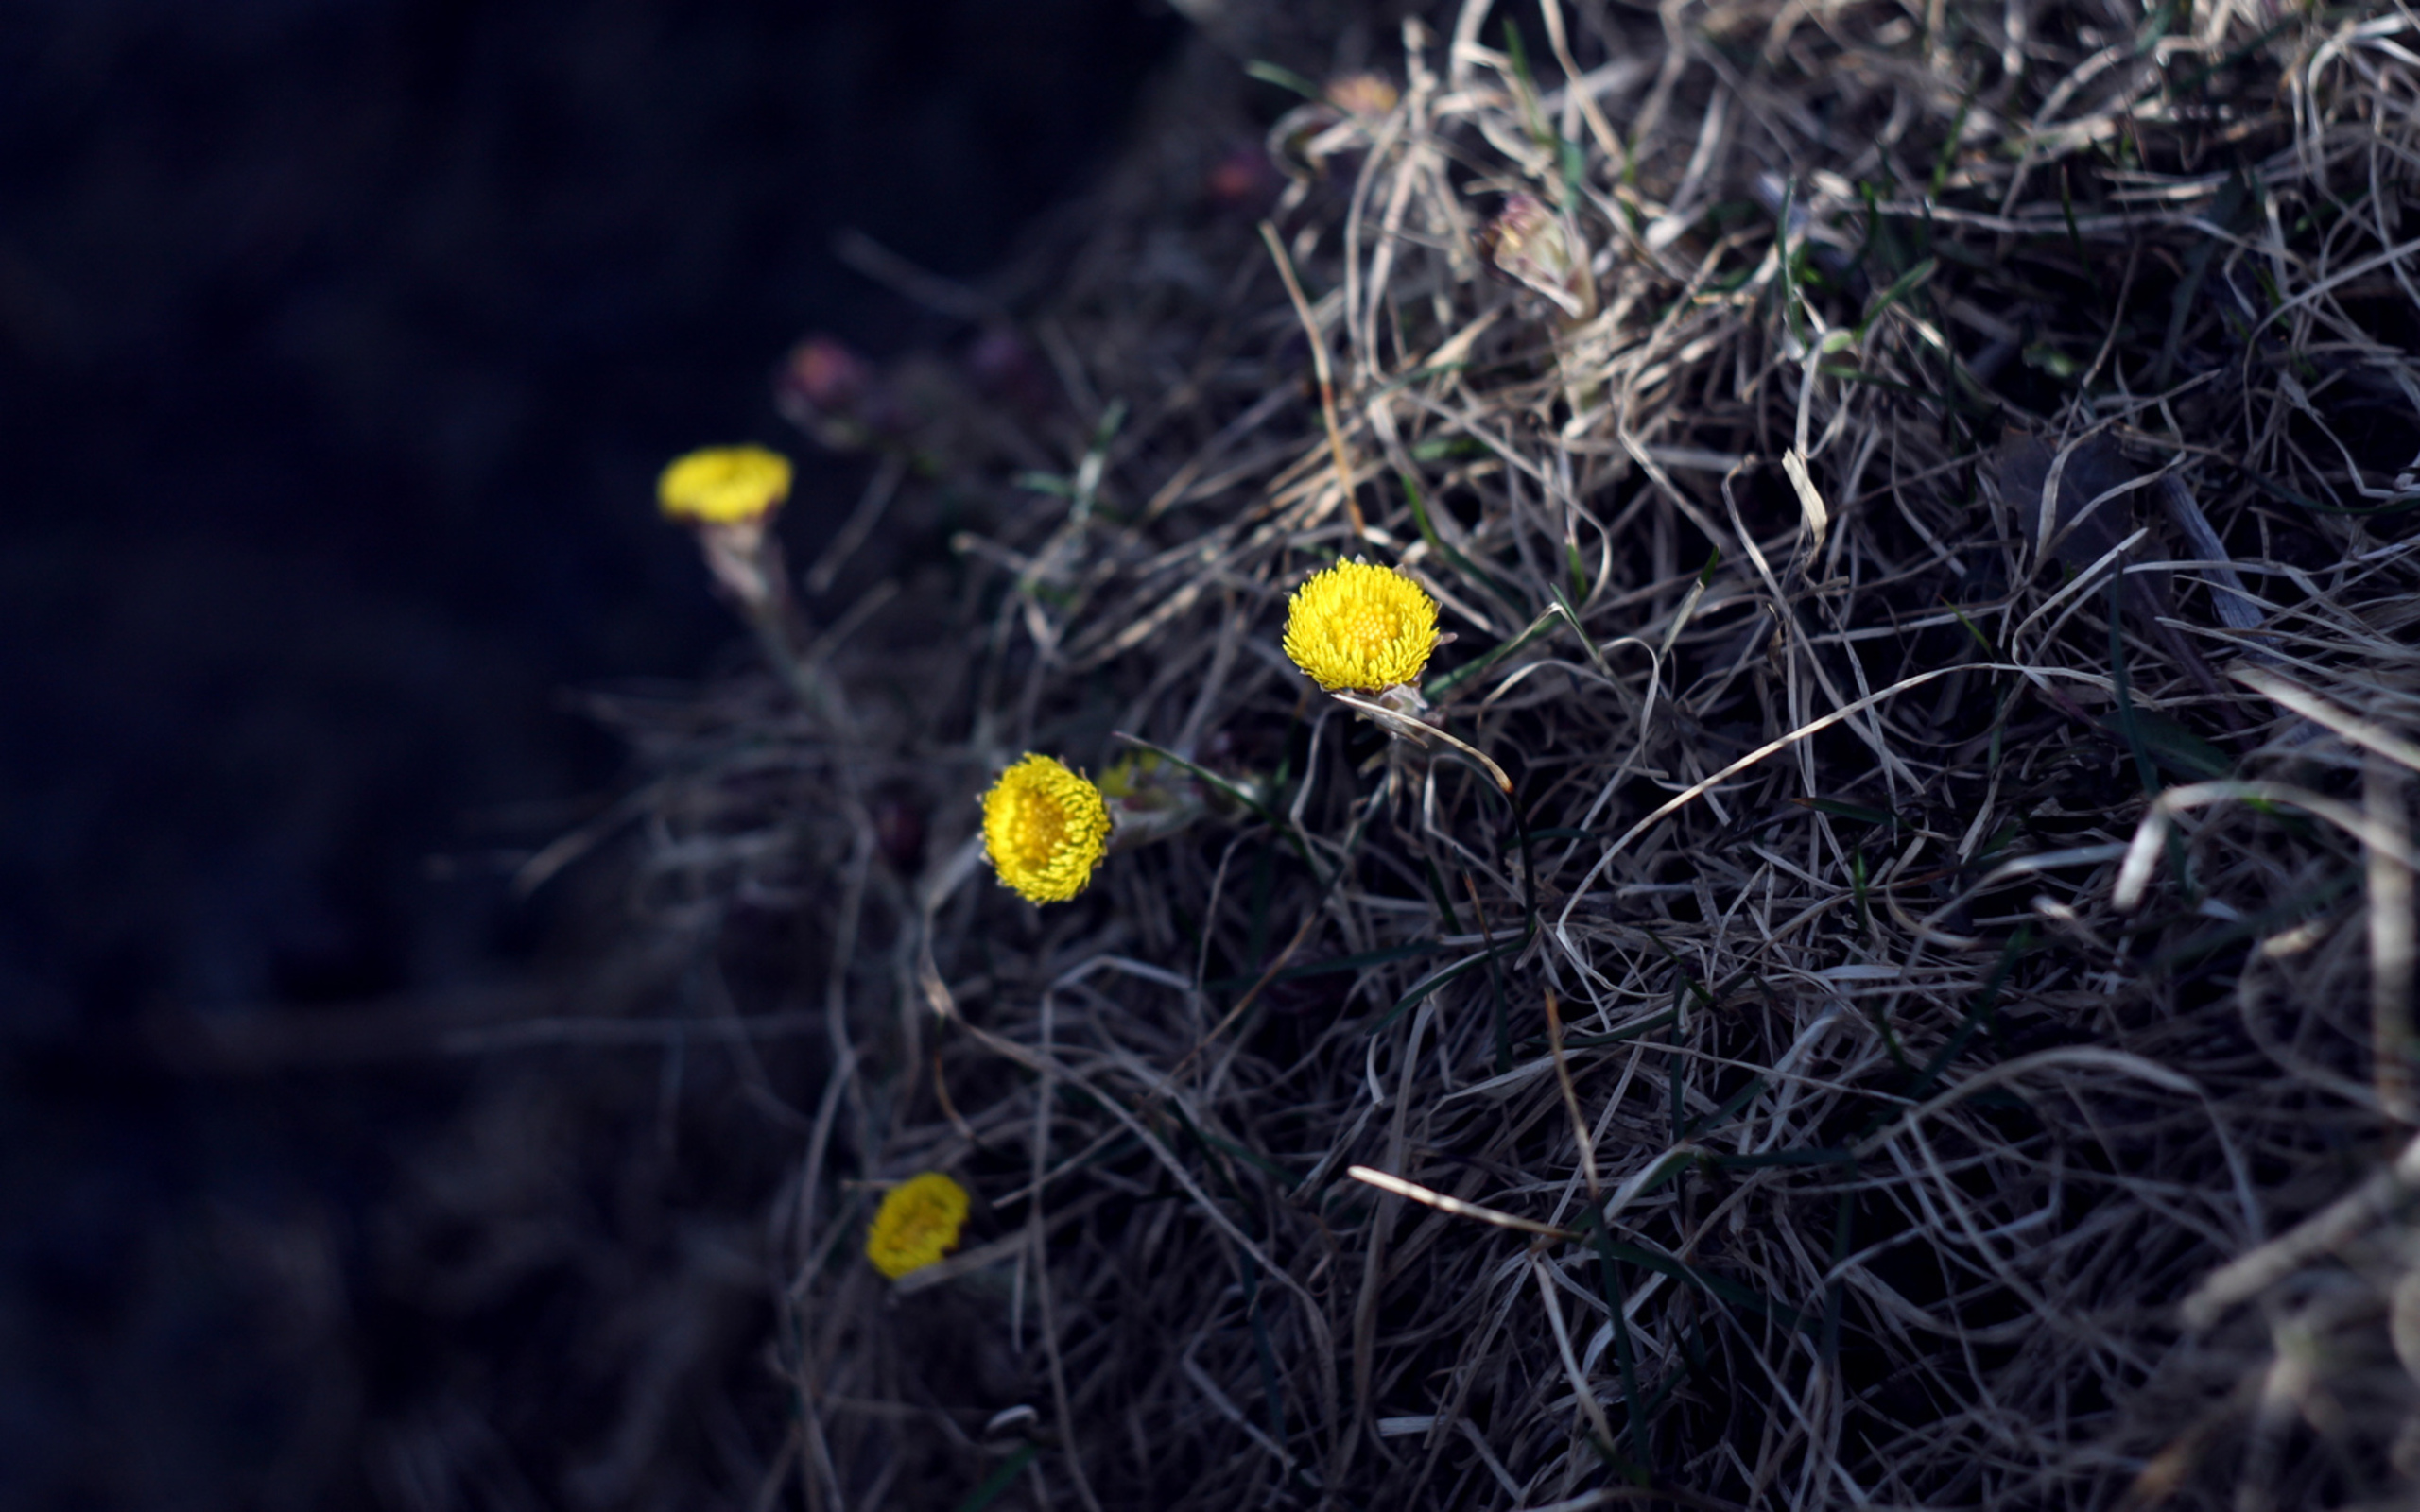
[614, 1, 2420, 1507]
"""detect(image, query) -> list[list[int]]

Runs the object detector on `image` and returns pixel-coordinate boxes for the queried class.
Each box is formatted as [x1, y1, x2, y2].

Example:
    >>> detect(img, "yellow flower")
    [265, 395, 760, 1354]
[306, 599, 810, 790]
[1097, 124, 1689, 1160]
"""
[657, 445, 793, 525]
[866, 1172, 970, 1280]
[980, 754, 1112, 903]
[1282, 558, 1440, 693]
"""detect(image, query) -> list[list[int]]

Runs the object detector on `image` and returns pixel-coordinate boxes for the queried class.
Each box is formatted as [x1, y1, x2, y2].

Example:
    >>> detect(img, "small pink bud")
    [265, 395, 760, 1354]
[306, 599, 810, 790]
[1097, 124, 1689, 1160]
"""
[782, 335, 867, 411]
[964, 326, 1056, 415]
[1204, 144, 1281, 211]
[775, 335, 883, 452]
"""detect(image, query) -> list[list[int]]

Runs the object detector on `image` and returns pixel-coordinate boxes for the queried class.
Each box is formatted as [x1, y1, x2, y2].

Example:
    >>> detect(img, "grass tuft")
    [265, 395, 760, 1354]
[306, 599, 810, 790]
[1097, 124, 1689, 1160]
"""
[599, 3, 2420, 1505]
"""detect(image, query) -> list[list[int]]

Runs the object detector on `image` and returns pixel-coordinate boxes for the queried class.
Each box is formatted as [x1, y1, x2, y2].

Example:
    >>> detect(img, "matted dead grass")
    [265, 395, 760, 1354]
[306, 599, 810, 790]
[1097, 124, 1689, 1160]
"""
[598, 1, 2420, 1506]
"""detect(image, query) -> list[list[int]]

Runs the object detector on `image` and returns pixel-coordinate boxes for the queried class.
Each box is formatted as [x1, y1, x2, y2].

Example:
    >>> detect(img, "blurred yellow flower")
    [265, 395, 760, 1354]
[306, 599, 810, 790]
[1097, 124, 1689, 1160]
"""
[866, 1172, 970, 1280]
[1324, 73, 1399, 118]
[1282, 558, 1439, 693]
[657, 445, 793, 525]
[981, 754, 1112, 903]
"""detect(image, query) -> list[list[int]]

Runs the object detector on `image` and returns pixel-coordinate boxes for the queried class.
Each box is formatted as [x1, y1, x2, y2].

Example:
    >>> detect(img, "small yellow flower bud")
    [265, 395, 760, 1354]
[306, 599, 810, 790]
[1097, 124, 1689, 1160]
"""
[866, 1172, 970, 1280]
[1323, 74, 1399, 118]
[980, 754, 1113, 904]
[657, 445, 793, 526]
[1282, 558, 1441, 694]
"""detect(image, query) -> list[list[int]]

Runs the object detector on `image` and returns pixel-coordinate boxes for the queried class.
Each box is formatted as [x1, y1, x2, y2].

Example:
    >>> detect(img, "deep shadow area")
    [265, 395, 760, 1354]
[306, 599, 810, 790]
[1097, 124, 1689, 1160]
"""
[0, 0, 1181, 1503]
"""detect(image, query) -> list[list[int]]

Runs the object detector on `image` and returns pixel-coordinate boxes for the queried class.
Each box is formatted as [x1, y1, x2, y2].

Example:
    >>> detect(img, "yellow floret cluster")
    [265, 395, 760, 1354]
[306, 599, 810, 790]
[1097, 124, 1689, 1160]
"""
[1281, 558, 1440, 693]
[657, 444, 794, 525]
[866, 1172, 970, 1280]
[981, 753, 1113, 904]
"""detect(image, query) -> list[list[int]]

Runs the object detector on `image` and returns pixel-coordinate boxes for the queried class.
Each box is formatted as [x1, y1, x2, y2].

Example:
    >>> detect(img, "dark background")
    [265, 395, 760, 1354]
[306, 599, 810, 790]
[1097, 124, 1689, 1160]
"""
[0, 0, 1182, 1503]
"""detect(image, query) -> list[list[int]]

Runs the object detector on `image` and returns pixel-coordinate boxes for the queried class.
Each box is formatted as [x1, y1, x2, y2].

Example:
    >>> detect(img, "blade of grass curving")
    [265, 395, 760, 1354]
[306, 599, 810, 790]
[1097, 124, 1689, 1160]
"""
[1667, 1023, 1685, 1143]
[1368, 952, 1493, 1034]
[1201, 940, 1443, 993]
[1791, 796, 1902, 831]
[2150, 867, 2361, 972]
[1205, 1130, 1303, 1191]
[1710, 1147, 1856, 1170]
[1547, 582, 1608, 671]
[2238, 463, 2420, 516]
[1773, 178, 1803, 347]
[1465, 873, 1514, 1075]
[1680, 1076, 1768, 1140]
[1399, 471, 1525, 615]
[1817, 361, 2001, 418]
[1856, 255, 1938, 341]
[1928, 91, 1973, 203]
[2155, 175, 2242, 387]
[2106, 576, 2189, 893]
[1578, 1210, 1650, 1470]
[1824, 1189, 1855, 1371]
[1553, 1007, 1680, 1051]
[1326, 692, 1515, 794]
[954, 1442, 1041, 1512]
[1243, 60, 1322, 100]
[1861, 935, 1910, 1068]
[2099, 707, 2233, 782]
[1423, 606, 1575, 701]
[1593, 1225, 1813, 1333]
[1858, 925, 2032, 1147]
[1240, 1250, 1288, 1457]
[1112, 731, 1323, 885]
[1422, 852, 1465, 934]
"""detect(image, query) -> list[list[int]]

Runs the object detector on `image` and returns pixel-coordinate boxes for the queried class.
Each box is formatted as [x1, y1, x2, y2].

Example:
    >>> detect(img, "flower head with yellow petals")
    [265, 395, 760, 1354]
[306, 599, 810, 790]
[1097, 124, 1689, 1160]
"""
[1282, 558, 1440, 693]
[866, 1172, 970, 1280]
[980, 754, 1112, 904]
[657, 445, 794, 526]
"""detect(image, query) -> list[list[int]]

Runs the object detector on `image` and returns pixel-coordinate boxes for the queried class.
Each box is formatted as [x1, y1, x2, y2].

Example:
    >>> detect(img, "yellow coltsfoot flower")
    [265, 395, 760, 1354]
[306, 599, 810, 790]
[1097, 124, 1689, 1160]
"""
[866, 1172, 970, 1280]
[657, 444, 794, 526]
[1282, 558, 1440, 694]
[980, 754, 1112, 904]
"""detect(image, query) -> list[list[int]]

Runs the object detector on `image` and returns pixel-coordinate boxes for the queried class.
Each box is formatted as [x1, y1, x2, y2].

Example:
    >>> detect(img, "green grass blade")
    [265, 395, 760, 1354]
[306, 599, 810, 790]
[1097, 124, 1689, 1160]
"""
[955, 1442, 1040, 1512]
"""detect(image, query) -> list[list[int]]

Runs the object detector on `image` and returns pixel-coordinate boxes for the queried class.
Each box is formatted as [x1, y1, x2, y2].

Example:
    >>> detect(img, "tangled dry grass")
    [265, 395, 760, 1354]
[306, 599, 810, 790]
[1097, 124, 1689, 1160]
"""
[596, 1, 2420, 1506]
